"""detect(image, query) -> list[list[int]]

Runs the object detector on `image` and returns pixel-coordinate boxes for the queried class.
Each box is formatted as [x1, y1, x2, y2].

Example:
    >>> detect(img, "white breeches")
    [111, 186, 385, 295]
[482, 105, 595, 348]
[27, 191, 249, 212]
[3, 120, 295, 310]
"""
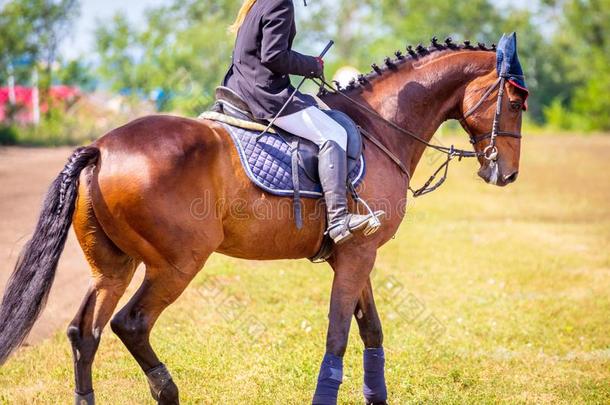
[273, 106, 348, 151]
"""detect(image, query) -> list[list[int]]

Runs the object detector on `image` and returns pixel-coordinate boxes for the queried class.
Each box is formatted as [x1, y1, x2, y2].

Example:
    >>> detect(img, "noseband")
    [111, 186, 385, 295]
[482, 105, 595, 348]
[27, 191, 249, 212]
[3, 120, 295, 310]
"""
[459, 76, 523, 161]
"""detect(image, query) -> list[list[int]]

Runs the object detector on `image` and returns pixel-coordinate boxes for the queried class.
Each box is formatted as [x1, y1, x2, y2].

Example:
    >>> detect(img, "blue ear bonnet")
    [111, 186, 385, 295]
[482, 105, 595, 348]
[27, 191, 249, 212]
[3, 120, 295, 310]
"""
[496, 32, 528, 93]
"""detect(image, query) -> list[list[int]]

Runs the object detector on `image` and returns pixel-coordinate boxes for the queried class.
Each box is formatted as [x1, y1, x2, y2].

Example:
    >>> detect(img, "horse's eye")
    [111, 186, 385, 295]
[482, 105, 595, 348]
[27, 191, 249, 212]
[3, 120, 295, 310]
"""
[510, 101, 523, 112]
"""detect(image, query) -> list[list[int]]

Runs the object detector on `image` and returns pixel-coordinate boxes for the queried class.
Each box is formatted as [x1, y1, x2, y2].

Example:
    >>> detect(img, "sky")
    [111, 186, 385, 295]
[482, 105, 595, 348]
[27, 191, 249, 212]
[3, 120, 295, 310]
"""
[62, 0, 170, 59]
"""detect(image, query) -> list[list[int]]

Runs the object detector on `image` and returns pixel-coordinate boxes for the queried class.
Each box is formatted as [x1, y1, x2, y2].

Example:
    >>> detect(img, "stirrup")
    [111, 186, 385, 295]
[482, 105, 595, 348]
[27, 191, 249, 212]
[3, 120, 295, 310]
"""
[346, 211, 385, 236]
[328, 211, 386, 245]
[363, 210, 385, 236]
[349, 184, 385, 236]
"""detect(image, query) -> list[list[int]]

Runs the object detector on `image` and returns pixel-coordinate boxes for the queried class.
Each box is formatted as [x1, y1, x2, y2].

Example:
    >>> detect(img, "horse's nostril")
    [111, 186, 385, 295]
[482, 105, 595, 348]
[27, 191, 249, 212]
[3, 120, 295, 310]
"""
[504, 171, 519, 183]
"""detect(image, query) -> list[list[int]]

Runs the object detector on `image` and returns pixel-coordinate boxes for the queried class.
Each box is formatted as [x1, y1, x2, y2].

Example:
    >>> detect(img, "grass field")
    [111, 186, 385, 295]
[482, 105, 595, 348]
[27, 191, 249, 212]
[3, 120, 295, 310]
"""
[0, 134, 609, 404]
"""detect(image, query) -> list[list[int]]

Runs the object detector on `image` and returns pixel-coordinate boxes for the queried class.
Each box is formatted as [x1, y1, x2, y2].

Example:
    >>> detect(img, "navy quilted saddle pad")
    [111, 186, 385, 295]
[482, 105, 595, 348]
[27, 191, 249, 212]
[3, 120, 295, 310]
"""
[222, 123, 366, 198]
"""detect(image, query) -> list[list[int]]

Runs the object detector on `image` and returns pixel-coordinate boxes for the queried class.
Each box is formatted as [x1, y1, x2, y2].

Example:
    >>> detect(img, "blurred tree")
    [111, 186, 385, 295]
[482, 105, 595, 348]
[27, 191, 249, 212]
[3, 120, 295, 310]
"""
[499, 7, 568, 123]
[299, 0, 552, 122]
[93, 0, 609, 130]
[96, 0, 242, 115]
[95, 13, 142, 95]
[0, 1, 37, 83]
[365, 0, 504, 45]
[58, 59, 97, 91]
[557, 0, 610, 130]
[296, 1, 377, 66]
[300, 0, 506, 68]
[0, 0, 80, 102]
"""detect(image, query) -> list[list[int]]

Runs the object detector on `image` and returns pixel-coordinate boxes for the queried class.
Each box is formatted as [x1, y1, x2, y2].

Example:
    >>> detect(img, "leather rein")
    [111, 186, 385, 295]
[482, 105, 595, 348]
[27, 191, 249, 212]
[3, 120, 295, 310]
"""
[314, 75, 522, 196]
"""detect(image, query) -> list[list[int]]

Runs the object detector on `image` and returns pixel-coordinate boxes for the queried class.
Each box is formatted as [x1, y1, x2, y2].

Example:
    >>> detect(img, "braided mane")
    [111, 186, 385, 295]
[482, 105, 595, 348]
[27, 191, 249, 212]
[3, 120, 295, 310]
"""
[320, 37, 497, 96]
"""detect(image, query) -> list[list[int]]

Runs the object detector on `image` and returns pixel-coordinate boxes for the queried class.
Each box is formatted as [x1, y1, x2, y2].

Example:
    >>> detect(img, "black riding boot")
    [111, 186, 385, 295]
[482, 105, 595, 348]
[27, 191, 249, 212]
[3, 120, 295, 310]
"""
[318, 140, 385, 245]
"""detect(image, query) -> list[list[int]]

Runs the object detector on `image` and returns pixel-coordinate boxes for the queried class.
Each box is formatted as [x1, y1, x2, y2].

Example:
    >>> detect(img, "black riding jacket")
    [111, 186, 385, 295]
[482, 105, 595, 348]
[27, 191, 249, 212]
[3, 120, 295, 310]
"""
[222, 0, 322, 120]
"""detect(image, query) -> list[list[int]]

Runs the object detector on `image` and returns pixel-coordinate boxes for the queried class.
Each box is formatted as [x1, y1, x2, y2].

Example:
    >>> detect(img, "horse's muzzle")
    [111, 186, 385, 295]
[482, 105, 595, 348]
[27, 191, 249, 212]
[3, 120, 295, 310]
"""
[478, 161, 519, 187]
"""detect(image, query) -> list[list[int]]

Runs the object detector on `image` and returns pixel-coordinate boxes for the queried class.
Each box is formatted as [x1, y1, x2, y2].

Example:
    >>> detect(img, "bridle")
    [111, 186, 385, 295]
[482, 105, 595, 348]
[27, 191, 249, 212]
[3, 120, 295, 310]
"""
[459, 75, 523, 161]
[314, 73, 523, 196]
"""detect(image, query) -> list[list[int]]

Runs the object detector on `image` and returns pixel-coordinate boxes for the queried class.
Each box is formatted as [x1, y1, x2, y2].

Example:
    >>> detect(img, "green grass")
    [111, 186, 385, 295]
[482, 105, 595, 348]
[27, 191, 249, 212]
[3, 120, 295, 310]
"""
[1, 134, 609, 404]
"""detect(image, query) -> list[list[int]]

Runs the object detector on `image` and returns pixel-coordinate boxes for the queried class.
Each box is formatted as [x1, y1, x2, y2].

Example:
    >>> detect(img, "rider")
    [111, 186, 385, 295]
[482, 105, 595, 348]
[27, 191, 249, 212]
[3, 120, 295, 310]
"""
[223, 0, 384, 245]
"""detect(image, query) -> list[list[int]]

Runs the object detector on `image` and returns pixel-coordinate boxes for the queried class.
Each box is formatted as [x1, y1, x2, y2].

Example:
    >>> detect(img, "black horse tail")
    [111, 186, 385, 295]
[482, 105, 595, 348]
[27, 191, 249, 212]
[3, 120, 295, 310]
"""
[0, 146, 100, 365]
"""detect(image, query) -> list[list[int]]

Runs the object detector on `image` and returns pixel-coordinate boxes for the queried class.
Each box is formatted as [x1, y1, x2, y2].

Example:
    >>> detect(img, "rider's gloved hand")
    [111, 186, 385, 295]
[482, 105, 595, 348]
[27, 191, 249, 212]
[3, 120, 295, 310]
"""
[316, 57, 324, 70]
[315, 57, 325, 78]
[306, 56, 324, 79]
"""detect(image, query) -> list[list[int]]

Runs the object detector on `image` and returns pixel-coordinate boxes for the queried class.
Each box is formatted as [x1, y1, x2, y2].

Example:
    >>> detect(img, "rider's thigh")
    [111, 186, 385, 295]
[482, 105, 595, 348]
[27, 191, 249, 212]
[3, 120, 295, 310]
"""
[274, 106, 348, 151]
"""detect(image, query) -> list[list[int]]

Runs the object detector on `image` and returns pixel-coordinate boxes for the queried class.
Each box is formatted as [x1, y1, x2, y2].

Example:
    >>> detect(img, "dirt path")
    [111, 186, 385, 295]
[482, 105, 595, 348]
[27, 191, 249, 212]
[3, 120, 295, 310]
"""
[0, 147, 142, 345]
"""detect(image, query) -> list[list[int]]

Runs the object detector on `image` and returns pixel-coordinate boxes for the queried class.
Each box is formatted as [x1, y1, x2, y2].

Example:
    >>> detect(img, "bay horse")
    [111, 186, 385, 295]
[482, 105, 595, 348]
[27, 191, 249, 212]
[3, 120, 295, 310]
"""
[0, 38, 527, 404]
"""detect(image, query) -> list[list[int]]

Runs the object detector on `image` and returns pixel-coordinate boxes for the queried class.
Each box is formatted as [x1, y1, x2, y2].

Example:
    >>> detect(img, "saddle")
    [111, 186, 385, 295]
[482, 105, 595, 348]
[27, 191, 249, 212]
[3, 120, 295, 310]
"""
[210, 86, 364, 182]
[199, 87, 367, 263]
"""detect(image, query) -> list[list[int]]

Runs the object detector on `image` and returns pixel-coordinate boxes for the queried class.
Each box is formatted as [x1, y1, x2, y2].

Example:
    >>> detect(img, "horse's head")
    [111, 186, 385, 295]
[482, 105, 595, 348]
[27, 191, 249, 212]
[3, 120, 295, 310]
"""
[460, 33, 529, 187]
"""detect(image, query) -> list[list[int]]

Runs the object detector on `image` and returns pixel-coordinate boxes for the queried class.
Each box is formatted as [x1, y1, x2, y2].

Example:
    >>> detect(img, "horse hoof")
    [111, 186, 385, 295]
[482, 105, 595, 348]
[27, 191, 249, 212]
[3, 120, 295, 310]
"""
[365, 402, 388, 405]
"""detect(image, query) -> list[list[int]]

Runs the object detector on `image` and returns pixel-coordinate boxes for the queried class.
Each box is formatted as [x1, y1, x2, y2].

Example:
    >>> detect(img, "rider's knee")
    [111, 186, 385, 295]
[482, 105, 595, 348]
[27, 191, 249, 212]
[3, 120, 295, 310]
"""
[327, 124, 348, 151]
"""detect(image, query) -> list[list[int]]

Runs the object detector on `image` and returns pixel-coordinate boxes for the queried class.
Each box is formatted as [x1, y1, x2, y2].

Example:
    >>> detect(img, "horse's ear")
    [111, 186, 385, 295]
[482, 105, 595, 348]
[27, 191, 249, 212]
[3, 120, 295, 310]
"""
[507, 32, 518, 51]
[499, 33, 508, 43]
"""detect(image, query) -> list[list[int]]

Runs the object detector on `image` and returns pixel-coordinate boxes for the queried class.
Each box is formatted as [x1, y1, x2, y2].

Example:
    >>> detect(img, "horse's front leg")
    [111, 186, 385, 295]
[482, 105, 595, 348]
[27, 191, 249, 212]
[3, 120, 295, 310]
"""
[312, 249, 376, 405]
[354, 278, 387, 405]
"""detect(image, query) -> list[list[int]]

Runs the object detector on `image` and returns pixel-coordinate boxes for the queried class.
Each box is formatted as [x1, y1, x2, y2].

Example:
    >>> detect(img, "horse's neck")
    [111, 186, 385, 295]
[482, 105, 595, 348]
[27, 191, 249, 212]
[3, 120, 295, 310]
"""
[329, 52, 494, 175]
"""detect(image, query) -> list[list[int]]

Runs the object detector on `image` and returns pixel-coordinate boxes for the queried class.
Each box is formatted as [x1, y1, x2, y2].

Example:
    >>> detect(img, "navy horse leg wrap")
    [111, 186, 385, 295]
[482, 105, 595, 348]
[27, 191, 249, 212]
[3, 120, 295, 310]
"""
[312, 353, 343, 405]
[74, 390, 95, 405]
[363, 347, 387, 403]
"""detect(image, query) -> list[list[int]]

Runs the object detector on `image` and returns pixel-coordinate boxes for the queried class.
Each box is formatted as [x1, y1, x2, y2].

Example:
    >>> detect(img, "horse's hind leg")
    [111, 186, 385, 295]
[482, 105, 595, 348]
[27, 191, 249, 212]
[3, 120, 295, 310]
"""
[354, 278, 387, 405]
[110, 257, 210, 405]
[68, 182, 138, 404]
